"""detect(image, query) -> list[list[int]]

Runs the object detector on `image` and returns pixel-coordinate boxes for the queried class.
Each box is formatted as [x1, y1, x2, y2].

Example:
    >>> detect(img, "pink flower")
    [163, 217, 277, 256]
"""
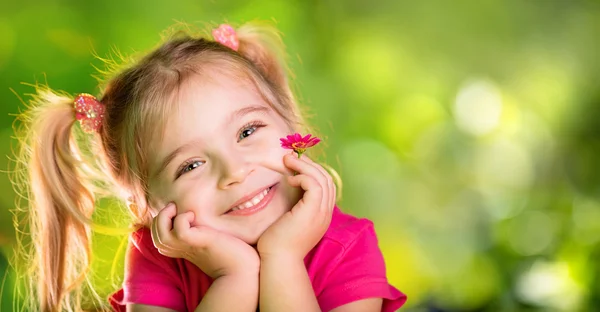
[280, 133, 321, 157]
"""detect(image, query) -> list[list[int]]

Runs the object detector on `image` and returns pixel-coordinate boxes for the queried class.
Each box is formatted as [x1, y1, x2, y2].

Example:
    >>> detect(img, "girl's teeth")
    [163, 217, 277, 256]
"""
[234, 188, 269, 211]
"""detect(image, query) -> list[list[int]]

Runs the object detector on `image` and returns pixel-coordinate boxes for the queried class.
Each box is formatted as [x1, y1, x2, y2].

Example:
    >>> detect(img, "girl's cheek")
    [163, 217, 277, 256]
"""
[252, 135, 289, 167]
[173, 184, 214, 221]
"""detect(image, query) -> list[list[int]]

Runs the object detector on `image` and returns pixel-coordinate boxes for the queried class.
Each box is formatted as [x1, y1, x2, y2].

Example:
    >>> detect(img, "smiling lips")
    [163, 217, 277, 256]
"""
[226, 183, 277, 216]
[231, 188, 269, 211]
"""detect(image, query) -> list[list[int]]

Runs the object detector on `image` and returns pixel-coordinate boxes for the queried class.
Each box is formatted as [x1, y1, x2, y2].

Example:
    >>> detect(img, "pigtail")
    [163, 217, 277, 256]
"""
[12, 87, 103, 311]
[236, 22, 292, 100]
[234, 21, 312, 136]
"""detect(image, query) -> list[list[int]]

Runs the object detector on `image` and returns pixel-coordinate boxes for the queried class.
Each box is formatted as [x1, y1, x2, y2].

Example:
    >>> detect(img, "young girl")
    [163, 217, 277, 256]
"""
[12, 21, 406, 311]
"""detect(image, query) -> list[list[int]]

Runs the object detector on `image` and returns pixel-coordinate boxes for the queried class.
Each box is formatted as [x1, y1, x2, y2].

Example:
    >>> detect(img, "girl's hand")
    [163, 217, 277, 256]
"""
[151, 203, 260, 279]
[257, 153, 336, 260]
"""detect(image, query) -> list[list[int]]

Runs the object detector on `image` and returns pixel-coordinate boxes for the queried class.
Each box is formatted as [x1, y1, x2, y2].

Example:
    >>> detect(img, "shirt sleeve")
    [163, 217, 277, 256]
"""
[108, 228, 187, 312]
[317, 222, 407, 312]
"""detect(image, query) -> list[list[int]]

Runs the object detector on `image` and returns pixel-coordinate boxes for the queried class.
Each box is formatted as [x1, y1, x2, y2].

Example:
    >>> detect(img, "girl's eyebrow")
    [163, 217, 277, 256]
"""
[152, 105, 271, 179]
[226, 105, 270, 125]
[152, 140, 199, 179]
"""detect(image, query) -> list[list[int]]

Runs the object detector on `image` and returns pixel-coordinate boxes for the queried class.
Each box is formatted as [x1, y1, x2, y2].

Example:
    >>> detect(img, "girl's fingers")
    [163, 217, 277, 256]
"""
[287, 155, 336, 220]
[156, 246, 177, 257]
[152, 221, 179, 255]
[287, 173, 322, 216]
[151, 206, 166, 247]
[188, 225, 220, 248]
[260, 150, 296, 176]
[301, 155, 330, 183]
[152, 203, 179, 250]
[150, 216, 161, 247]
[301, 155, 335, 212]
[295, 155, 334, 215]
[284, 154, 327, 184]
[172, 211, 197, 243]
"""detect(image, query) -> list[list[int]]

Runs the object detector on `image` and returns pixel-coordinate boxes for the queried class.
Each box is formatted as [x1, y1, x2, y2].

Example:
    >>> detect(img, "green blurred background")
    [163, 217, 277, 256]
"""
[1, 0, 600, 311]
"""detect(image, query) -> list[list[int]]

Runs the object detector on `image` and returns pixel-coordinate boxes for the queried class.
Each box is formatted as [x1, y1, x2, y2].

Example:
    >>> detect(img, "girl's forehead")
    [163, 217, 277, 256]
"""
[144, 70, 279, 156]
[178, 72, 260, 110]
[163, 73, 272, 135]
[146, 73, 279, 181]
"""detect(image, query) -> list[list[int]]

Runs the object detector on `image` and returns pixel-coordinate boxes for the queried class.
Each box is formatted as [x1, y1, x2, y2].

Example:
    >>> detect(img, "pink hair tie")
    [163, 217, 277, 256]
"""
[212, 24, 239, 51]
[74, 93, 105, 133]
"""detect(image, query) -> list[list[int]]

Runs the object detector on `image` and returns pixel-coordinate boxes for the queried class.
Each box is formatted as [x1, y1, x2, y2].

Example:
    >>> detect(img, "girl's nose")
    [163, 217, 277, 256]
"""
[217, 152, 253, 189]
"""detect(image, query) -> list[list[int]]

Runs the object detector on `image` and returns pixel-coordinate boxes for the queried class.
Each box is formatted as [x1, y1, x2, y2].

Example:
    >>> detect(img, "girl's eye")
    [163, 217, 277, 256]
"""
[238, 121, 266, 142]
[240, 128, 255, 139]
[176, 160, 205, 178]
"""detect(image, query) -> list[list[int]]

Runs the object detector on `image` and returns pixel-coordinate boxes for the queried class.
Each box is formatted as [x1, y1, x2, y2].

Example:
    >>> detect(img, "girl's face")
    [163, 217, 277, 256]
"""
[147, 73, 302, 245]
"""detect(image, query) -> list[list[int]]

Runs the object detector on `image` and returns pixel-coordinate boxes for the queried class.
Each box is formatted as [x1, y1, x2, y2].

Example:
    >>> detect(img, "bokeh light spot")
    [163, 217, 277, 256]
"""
[571, 196, 600, 245]
[517, 260, 583, 310]
[475, 138, 533, 190]
[507, 210, 556, 256]
[454, 79, 502, 136]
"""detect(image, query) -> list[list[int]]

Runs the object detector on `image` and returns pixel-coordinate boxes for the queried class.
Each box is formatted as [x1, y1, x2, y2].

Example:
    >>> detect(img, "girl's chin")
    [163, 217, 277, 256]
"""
[219, 190, 296, 244]
[224, 215, 282, 245]
[229, 225, 271, 245]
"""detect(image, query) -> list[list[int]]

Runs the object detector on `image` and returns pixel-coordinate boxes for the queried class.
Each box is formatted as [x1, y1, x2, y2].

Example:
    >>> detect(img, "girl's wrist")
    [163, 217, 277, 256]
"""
[259, 251, 304, 266]
[196, 271, 259, 312]
[213, 269, 260, 291]
[190, 257, 260, 280]
[229, 255, 261, 278]
[217, 271, 259, 283]
[257, 243, 306, 260]
[219, 263, 260, 280]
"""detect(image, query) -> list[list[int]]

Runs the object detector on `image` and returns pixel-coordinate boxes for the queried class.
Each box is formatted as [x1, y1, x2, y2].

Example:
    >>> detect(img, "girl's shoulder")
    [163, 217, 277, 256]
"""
[323, 205, 378, 248]
[128, 226, 155, 253]
[126, 226, 180, 272]
[307, 206, 407, 311]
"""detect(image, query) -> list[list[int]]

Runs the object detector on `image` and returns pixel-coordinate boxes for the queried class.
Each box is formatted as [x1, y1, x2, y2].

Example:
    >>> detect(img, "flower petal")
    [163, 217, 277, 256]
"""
[280, 133, 321, 153]
[305, 138, 321, 147]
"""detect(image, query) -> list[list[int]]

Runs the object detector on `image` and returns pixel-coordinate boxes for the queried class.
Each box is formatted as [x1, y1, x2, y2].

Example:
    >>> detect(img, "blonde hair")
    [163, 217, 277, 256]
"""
[9, 20, 341, 312]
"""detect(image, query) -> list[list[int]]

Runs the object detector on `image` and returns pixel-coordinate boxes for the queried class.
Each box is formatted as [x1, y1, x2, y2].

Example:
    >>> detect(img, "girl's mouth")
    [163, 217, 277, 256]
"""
[225, 183, 278, 216]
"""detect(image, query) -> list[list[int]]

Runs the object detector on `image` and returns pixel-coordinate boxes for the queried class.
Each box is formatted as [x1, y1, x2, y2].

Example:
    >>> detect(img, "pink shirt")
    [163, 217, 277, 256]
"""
[109, 206, 406, 311]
